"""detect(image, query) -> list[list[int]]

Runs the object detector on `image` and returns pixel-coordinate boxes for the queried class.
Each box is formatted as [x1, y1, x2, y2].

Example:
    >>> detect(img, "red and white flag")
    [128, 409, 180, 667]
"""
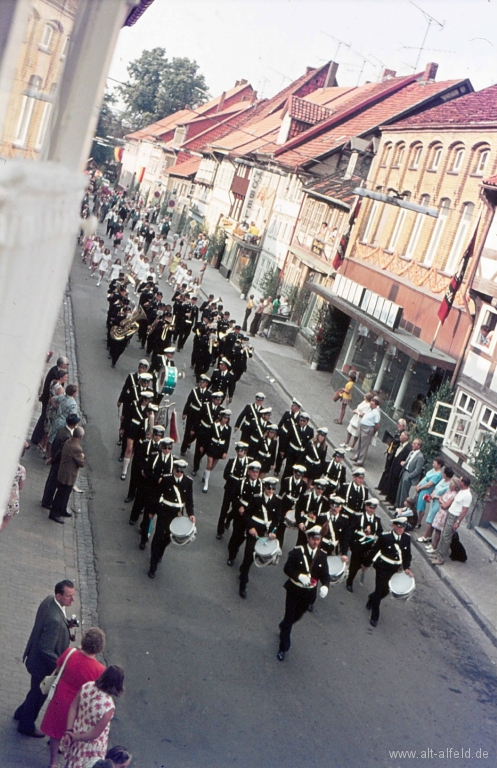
[332, 196, 362, 272]
[437, 219, 480, 324]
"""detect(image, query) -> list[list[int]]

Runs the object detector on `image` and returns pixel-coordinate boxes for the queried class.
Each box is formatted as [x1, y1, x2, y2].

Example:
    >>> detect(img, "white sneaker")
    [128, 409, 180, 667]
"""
[417, 536, 431, 543]
[425, 546, 435, 553]
[345, 446, 353, 452]
[340, 442, 347, 447]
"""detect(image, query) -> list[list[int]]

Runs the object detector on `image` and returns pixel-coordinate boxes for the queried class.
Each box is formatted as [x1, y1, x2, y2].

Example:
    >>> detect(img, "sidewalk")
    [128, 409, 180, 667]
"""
[0, 293, 97, 768]
[191, 259, 497, 648]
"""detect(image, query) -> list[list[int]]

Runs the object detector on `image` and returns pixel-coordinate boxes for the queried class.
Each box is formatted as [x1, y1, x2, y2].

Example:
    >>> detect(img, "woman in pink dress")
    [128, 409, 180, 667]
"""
[41, 628, 106, 768]
[61, 665, 125, 768]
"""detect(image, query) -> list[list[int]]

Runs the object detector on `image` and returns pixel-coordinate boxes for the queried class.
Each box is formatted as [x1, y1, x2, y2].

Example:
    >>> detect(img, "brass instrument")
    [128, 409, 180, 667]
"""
[110, 305, 146, 341]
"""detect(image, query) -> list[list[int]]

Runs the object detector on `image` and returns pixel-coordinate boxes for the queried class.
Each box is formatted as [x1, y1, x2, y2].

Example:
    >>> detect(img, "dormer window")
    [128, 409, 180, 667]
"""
[343, 152, 358, 180]
[172, 125, 187, 147]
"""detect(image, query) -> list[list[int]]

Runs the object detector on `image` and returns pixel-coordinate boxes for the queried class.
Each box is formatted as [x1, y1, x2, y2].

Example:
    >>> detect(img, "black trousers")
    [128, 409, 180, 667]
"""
[51, 482, 73, 517]
[279, 583, 316, 653]
[129, 483, 150, 523]
[346, 547, 370, 587]
[177, 324, 192, 351]
[217, 488, 236, 536]
[368, 564, 397, 622]
[239, 535, 258, 589]
[41, 462, 60, 508]
[15, 669, 48, 734]
[227, 511, 246, 562]
[31, 407, 47, 444]
[126, 455, 142, 500]
[150, 511, 176, 571]
[109, 337, 127, 366]
[180, 415, 198, 454]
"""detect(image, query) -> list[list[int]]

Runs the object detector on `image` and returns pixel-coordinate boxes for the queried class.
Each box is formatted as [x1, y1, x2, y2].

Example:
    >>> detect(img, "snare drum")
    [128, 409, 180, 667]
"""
[169, 515, 197, 546]
[253, 537, 281, 568]
[389, 571, 415, 600]
[327, 555, 348, 585]
[162, 366, 178, 395]
[284, 509, 297, 529]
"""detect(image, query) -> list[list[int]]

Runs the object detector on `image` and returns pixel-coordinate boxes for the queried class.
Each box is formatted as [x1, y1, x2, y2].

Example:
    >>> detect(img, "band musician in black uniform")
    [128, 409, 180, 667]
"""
[282, 412, 314, 478]
[364, 516, 413, 626]
[210, 358, 236, 404]
[126, 424, 164, 507]
[148, 459, 195, 579]
[321, 495, 351, 561]
[234, 392, 265, 445]
[180, 374, 211, 456]
[342, 467, 369, 516]
[295, 477, 331, 548]
[275, 398, 302, 474]
[177, 295, 199, 351]
[192, 391, 223, 475]
[251, 423, 278, 478]
[227, 461, 262, 566]
[276, 463, 307, 546]
[324, 448, 347, 496]
[202, 409, 232, 493]
[277, 526, 330, 661]
[238, 477, 282, 599]
[138, 437, 174, 549]
[216, 442, 249, 539]
[346, 498, 383, 592]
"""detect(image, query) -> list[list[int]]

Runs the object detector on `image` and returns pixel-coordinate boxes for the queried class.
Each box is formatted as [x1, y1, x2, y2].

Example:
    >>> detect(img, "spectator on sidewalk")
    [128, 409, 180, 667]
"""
[415, 457, 445, 529]
[242, 294, 254, 332]
[376, 419, 407, 494]
[249, 298, 265, 336]
[258, 297, 273, 336]
[49, 427, 86, 524]
[334, 371, 357, 425]
[1, 461, 26, 532]
[425, 477, 460, 555]
[48, 384, 79, 446]
[42, 413, 81, 510]
[394, 438, 424, 508]
[14, 580, 76, 737]
[341, 391, 373, 452]
[384, 432, 411, 506]
[31, 356, 69, 445]
[352, 396, 381, 466]
[431, 476, 472, 566]
[417, 466, 454, 544]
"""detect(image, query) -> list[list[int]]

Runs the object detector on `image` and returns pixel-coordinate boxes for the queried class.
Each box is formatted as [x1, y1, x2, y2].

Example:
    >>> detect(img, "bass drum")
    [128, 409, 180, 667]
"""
[389, 572, 416, 601]
[284, 509, 297, 529]
[326, 555, 348, 585]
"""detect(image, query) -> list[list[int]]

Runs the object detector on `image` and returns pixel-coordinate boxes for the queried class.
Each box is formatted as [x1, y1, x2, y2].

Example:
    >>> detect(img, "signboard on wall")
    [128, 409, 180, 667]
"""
[332, 274, 403, 330]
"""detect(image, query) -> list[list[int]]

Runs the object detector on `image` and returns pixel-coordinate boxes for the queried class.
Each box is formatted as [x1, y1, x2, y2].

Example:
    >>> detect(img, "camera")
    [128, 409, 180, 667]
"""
[69, 614, 80, 628]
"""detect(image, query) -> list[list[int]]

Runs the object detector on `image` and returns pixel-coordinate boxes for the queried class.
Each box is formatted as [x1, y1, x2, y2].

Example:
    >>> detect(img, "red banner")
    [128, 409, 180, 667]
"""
[437, 219, 479, 324]
[332, 196, 362, 271]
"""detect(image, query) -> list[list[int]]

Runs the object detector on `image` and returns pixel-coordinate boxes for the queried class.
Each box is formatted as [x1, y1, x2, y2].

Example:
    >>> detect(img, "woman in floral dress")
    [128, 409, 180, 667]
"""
[1, 463, 26, 532]
[61, 666, 124, 768]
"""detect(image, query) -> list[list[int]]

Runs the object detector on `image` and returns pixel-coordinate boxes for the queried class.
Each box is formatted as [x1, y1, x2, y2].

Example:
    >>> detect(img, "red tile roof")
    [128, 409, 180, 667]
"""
[288, 96, 334, 125]
[305, 171, 358, 207]
[388, 83, 497, 128]
[274, 77, 470, 169]
[163, 156, 201, 178]
[483, 174, 497, 187]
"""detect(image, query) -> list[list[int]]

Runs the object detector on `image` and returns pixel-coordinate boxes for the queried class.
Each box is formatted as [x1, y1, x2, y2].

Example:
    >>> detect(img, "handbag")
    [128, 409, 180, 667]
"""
[40, 647, 77, 701]
[333, 390, 343, 402]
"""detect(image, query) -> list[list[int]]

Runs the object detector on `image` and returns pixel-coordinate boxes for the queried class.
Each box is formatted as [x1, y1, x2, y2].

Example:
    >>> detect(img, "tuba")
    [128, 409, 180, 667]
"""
[110, 305, 146, 341]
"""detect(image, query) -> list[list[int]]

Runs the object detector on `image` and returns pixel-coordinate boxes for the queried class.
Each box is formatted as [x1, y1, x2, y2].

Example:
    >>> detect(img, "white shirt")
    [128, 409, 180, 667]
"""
[448, 488, 472, 516]
[360, 407, 381, 428]
[405, 449, 420, 470]
[53, 596, 67, 617]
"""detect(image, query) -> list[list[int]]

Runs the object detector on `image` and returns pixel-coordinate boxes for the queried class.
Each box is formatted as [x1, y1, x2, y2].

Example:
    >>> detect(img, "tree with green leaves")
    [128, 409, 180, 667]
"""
[467, 434, 497, 527]
[118, 47, 209, 129]
[91, 91, 125, 167]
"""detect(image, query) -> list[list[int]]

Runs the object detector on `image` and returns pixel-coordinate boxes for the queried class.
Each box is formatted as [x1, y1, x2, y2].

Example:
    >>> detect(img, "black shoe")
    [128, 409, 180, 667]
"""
[239, 588, 247, 599]
[41, 503, 51, 510]
[61, 511, 72, 517]
[227, 559, 234, 566]
[216, 534, 223, 540]
[124, 497, 134, 503]
[139, 542, 146, 550]
[128, 518, 136, 526]
[192, 469, 197, 476]
[148, 569, 156, 579]
[366, 600, 372, 610]
[307, 604, 313, 612]
[370, 618, 378, 627]
[118, 457, 123, 463]
[346, 584, 353, 593]
[180, 452, 187, 457]
[49, 515, 64, 524]
[17, 727, 45, 738]
[277, 651, 285, 661]
[117, 440, 122, 446]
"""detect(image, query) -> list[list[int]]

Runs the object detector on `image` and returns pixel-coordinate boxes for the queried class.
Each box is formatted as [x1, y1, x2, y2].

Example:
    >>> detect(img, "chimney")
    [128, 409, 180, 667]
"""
[381, 68, 397, 81]
[324, 61, 339, 88]
[250, 90, 258, 104]
[235, 80, 240, 87]
[422, 62, 438, 81]
[217, 91, 226, 113]
[305, 66, 314, 74]
[239, 78, 248, 85]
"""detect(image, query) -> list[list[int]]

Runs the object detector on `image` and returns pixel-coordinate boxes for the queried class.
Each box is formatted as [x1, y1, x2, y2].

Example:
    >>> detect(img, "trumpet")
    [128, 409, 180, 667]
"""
[110, 305, 146, 341]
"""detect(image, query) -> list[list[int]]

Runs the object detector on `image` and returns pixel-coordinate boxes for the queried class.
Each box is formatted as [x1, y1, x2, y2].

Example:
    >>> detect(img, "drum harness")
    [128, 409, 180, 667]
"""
[288, 420, 304, 453]
[354, 513, 379, 547]
[344, 482, 367, 516]
[373, 534, 403, 566]
[252, 500, 277, 537]
[189, 388, 204, 413]
[306, 442, 322, 466]
[230, 457, 247, 480]
[239, 478, 262, 508]
[200, 403, 215, 430]
[325, 460, 343, 487]
[240, 404, 260, 431]
[283, 478, 301, 504]
[160, 483, 185, 514]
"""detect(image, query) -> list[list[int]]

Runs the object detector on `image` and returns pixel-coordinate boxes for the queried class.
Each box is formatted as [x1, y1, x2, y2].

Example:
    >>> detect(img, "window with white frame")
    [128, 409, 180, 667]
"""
[405, 194, 430, 260]
[387, 194, 411, 252]
[472, 304, 497, 353]
[35, 101, 52, 150]
[429, 145, 443, 171]
[362, 199, 380, 244]
[450, 147, 465, 173]
[474, 148, 490, 176]
[444, 202, 475, 274]
[392, 143, 405, 168]
[380, 143, 392, 167]
[39, 23, 54, 52]
[422, 198, 450, 266]
[410, 144, 422, 169]
[60, 36, 69, 60]
[14, 96, 35, 146]
[343, 152, 358, 180]
[298, 198, 315, 235]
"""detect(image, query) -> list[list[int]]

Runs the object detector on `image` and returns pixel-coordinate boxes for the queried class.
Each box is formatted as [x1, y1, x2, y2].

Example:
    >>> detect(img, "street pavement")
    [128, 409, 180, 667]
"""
[1, 229, 496, 768]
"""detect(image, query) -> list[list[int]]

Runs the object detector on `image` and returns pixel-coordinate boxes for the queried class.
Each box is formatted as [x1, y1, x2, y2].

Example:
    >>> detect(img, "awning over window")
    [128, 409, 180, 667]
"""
[308, 282, 457, 370]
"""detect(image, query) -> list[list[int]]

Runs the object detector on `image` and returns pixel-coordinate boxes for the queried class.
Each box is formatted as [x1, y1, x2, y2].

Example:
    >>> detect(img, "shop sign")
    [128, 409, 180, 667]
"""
[333, 274, 403, 330]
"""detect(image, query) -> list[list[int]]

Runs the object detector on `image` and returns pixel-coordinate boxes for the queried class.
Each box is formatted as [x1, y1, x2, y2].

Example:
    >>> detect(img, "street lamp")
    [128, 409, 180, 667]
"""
[353, 187, 439, 217]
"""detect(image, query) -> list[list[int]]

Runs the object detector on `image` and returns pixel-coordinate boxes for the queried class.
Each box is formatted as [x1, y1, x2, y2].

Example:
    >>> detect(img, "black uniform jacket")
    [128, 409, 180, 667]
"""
[245, 494, 282, 536]
[349, 512, 383, 552]
[365, 531, 412, 570]
[279, 475, 307, 512]
[283, 545, 331, 589]
[158, 474, 194, 518]
[223, 456, 248, 490]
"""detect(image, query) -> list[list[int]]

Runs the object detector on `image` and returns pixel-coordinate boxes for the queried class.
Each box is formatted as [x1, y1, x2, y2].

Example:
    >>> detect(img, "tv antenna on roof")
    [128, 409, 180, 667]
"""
[322, 33, 351, 62]
[409, 1, 444, 71]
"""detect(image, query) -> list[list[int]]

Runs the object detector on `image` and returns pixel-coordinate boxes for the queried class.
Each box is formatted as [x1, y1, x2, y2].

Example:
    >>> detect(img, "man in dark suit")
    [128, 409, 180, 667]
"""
[41, 413, 81, 509]
[49, 427, 86, 524]
[395, 437, 424, 507]
[277, 526, 330, 661]
[14, 580, 75, 736]
[31, 356, 69, 444]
